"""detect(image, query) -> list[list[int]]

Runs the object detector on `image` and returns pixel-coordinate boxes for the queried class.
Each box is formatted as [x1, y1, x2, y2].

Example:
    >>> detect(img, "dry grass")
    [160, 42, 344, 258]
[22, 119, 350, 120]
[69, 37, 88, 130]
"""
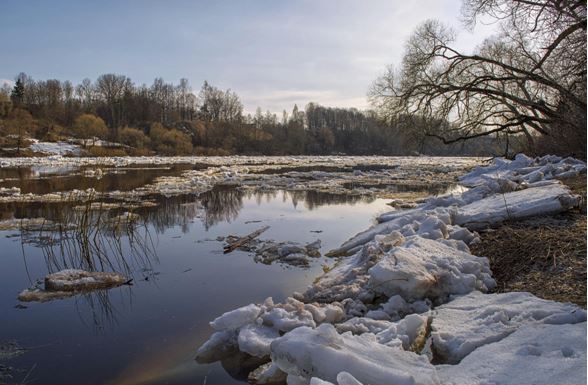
[471, 175, 587, 307]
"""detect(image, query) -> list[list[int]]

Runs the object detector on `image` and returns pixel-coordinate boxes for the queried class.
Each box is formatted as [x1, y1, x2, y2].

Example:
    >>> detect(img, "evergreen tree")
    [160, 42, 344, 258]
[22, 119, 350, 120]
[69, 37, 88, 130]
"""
[10, 78, 24, 106]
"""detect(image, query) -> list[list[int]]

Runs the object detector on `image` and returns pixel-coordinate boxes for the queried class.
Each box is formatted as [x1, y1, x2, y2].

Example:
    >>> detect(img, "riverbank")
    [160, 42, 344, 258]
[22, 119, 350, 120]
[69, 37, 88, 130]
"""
[471, 175, 587, 307]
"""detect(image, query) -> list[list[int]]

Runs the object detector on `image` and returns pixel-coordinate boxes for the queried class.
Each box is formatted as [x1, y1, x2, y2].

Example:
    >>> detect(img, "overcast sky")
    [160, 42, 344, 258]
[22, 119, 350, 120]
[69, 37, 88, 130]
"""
[1, 0, 496, 114]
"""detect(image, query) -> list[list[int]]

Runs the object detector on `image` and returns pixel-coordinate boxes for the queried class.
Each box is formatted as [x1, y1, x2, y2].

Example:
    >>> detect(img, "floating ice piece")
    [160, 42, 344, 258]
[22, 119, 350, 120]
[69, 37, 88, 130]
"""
[17, 288, 77, 303]
[18, 269, 128, 302]
[454, 183, 580, 230]
[270, 324, 440, 385]
[44, 269, 125, 292]
[430, 291, 587, 364]
[438, 322, 587, 385]
[368, 237, 495, 302]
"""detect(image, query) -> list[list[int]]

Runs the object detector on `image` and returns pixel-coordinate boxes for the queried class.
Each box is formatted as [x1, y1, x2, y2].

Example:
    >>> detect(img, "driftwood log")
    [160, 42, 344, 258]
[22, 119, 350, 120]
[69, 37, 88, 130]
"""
[223, 226, 270, 254]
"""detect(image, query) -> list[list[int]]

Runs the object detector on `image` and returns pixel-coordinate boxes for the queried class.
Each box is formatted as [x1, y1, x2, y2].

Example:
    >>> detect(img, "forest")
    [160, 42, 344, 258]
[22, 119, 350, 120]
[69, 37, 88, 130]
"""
[0, 74, 506, 157]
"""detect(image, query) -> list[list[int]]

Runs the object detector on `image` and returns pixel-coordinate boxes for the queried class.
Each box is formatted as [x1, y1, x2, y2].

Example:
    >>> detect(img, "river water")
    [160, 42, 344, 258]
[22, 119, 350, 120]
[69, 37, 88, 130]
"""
[0, 160, 463, 385]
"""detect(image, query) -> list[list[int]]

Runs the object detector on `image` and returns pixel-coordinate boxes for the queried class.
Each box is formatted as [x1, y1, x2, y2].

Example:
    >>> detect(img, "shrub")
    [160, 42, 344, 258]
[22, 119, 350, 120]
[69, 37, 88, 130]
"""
[119, 126, 150, 148]
[72, 114, 108, 142]
[149, 123, 193, 155]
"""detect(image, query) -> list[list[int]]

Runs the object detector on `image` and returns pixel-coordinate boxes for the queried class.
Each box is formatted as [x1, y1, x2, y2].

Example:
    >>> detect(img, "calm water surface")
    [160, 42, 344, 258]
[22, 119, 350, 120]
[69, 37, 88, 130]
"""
[0, 172, 397, 385]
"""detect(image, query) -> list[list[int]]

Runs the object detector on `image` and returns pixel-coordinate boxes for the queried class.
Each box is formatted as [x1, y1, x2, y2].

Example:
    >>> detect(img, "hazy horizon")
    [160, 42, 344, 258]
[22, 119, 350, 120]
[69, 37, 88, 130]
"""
[1, 0, 497, 114]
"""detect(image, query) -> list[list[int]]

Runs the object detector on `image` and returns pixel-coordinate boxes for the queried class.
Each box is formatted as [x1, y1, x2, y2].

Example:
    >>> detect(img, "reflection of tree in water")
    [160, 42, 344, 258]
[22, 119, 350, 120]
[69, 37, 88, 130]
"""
[1, 187, 377, 236]
[141, 194, 204, 234]
[199, 186, 244, 230]
[285, 190, 374, 210]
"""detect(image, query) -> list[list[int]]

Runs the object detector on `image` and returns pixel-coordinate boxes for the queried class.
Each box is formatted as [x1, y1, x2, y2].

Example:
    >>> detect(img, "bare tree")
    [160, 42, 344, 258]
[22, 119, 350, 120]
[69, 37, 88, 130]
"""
[369, 0, 586, 157]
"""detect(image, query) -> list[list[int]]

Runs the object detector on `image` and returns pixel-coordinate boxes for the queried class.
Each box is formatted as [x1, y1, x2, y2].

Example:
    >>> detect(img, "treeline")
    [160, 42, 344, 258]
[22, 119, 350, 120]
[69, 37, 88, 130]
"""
[0, 73, 506, 156]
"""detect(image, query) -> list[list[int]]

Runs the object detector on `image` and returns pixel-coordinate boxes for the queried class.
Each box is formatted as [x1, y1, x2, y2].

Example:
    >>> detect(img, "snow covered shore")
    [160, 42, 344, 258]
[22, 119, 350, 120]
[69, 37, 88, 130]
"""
[196, 154, 587, 385]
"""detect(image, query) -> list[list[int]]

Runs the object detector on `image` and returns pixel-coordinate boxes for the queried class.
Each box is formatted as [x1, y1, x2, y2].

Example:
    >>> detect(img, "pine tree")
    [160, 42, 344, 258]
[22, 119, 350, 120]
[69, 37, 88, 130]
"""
[10, 78, 24, 106]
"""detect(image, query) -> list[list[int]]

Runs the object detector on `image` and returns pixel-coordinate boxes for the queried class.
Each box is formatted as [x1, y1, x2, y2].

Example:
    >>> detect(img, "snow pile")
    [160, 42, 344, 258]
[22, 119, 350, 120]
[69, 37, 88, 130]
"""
[29, 140, 82, 156]
[18, 269, 128, 302]
[305, 209, 486, 304]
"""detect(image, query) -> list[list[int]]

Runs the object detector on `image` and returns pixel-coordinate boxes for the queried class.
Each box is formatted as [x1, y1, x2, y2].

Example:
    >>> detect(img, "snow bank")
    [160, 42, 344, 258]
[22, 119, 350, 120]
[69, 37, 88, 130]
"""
[430, 291, 587, 364]
[29, 140, 82, 156]
[438, 322, 587, 385]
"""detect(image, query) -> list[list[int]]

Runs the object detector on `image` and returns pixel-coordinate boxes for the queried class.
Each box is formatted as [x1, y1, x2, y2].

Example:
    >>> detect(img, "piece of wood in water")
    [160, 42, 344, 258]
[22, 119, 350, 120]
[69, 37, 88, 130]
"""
[223, 226, 270, 254]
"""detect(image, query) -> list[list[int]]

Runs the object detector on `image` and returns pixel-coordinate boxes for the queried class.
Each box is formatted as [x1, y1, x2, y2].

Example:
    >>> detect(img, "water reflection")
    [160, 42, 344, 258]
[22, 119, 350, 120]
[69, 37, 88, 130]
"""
[0, 165, 196, 195]
[0, 187, 377, 236]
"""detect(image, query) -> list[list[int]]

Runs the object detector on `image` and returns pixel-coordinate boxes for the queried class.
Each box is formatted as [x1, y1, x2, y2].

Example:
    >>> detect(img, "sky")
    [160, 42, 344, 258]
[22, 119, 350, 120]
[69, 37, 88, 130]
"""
[1, 0, 497, 114]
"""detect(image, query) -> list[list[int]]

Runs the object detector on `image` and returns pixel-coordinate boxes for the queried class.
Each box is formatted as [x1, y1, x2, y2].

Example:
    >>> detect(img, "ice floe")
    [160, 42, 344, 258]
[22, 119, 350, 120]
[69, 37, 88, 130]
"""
[18, 269, 129, 302]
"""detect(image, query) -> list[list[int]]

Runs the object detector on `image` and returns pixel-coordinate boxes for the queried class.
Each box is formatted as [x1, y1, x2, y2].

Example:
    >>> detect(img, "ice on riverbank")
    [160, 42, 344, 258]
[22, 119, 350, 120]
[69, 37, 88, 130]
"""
[367, 237, 495, 302]
[195, 154, 586, 385]
[270, 324, 440, 385]
[454, 183, 580, 229]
